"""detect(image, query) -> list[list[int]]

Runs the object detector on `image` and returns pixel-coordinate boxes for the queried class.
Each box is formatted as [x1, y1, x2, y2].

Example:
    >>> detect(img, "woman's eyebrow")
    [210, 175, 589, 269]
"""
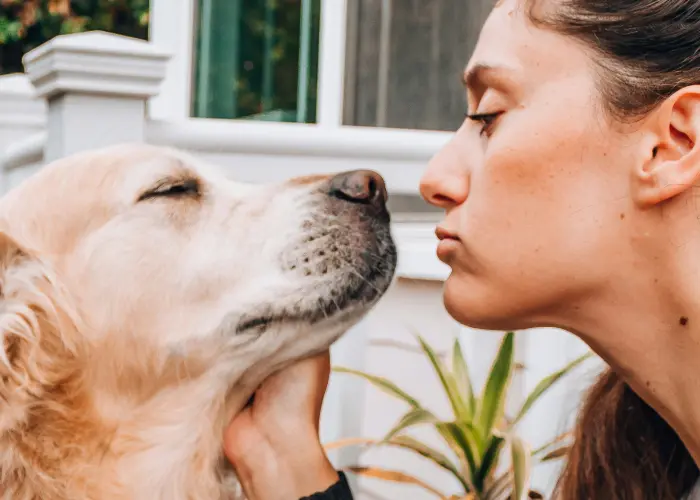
[462, 63, 513, 90]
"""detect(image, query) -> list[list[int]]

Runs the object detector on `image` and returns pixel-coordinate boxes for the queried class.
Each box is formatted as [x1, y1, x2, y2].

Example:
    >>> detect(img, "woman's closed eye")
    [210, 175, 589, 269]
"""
[466, 111, 503, 137]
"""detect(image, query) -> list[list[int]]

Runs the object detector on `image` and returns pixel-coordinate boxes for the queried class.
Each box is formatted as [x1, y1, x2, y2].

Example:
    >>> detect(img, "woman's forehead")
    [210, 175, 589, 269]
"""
[468, 0, 524, 73]
[467, 0, 584, 86]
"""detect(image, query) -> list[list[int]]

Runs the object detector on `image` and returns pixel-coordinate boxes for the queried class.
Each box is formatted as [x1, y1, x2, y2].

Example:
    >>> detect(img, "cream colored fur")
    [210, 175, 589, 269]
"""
[0, 144, 396, 500]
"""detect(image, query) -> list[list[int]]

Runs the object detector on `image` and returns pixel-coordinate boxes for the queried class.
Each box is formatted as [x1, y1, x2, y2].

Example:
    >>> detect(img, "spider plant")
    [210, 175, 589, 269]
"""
[326, 332, 592, 500]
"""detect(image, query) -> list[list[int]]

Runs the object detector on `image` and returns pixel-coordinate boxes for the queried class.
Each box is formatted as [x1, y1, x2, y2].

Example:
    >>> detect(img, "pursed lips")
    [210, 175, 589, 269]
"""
[436, 226, 460, 241]
[435, 225, 461, 262]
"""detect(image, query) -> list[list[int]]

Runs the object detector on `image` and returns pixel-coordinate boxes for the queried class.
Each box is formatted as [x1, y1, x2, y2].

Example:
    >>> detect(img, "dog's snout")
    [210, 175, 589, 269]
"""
[328, 170, 388, 209]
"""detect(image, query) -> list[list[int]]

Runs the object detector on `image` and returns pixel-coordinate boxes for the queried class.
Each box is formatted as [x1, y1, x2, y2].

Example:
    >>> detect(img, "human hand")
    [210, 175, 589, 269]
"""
[224, 352, 339, 500]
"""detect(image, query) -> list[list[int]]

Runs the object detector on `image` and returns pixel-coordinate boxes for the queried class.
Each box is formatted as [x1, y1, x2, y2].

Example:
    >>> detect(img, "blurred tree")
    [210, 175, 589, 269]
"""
[0, 0, 150, 74]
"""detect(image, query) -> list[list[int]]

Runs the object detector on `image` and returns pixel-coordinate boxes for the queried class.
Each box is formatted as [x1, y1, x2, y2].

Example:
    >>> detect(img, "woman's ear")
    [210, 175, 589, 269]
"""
[0, 232, 79, 433]
[633, 86, 700, 207]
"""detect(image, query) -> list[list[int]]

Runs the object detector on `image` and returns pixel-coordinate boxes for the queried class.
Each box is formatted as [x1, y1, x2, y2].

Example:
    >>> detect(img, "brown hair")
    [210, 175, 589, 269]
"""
[524, 1, 700, 498]
[556, 369, 698, 499]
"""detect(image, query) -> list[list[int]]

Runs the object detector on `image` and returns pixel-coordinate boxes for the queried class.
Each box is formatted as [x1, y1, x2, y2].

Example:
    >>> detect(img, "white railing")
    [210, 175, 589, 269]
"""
[2, 132, 46, 172]
[147, 119, 448, 163]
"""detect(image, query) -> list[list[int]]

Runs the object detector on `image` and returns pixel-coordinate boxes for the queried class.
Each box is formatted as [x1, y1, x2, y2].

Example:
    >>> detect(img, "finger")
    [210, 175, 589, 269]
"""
[311, 351, 331, 425]
[223, 407, 254, 462]
[257, 351, 331, 399]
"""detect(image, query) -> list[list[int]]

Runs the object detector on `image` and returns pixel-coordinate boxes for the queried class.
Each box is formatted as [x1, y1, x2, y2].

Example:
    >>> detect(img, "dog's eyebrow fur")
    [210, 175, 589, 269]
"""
[137, 175, 202, 202]
[138, 157, 199, 189]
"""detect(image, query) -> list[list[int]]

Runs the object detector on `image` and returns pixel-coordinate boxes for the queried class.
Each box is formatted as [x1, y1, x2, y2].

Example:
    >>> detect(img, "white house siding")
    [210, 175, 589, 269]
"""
[340, 278, 603, 499]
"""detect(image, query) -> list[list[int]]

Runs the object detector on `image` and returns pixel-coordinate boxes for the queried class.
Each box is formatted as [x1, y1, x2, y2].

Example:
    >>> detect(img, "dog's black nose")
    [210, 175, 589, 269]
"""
[328, 170, 388, 209]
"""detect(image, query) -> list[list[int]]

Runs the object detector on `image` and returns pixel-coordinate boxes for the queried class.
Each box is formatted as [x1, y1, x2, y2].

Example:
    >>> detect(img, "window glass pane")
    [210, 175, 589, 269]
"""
[192, 0, 321, 123]
[343, 0, 492, 132]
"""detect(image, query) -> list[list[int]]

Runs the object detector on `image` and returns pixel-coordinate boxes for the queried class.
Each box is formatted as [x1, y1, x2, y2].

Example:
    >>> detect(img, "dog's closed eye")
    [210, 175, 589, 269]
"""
[137, 177, 201, 202]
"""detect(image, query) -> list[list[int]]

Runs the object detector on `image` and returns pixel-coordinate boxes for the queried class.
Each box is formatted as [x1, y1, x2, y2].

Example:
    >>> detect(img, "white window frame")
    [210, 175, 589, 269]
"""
[148, 0, 197, 121]
[149, 0, 349, 125]
[148, 0, 454, 137]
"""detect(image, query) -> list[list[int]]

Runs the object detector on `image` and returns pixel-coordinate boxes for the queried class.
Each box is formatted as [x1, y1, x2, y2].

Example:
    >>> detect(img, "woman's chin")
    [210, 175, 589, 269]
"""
[442, 275, 525, 332]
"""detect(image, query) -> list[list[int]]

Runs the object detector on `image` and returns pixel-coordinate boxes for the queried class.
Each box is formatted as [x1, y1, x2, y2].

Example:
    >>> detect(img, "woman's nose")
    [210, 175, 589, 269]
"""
[419, 145, 469, 209]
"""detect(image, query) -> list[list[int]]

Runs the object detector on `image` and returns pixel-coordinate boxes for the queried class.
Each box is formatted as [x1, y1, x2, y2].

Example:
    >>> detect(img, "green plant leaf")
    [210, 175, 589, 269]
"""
[334, 366, 422, 408]
[383, 408, 438, 441]
[323, 437, 377, 451]
[482, 470, 512, 500]
[385, 435, 471, 492]
[371, 338, 448, 357]
[540, 444, 571, 462]
[343, 466, 447, 498]
[531, 431, 572, 457]
[437, 422, 481, 485]
[477, 333, 515, 438]
[474, 434, 506, 491]
[511, 435, 531, 500]
[323, 434, 468, 491]
[511, 352, 593, 427]
[416, 336, 470, 420]
[452, 339, 476, 418]
[4, 20, 24, 41]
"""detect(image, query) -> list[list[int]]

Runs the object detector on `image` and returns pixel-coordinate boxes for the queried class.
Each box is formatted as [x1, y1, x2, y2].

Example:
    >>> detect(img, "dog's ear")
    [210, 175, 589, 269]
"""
[0, 232, 79, 433]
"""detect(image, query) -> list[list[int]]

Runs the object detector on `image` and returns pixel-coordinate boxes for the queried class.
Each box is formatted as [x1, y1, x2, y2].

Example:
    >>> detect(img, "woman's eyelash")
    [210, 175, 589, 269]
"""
[465, 112, 502, 136]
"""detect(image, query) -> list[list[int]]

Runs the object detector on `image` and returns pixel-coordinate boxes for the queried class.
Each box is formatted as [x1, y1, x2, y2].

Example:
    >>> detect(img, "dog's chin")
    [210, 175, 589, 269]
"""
[235, 267, 391, 335]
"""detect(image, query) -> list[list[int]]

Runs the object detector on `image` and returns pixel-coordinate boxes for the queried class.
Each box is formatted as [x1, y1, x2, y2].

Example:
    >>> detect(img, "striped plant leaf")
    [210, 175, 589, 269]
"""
[324, 435, 467, 490]
[416, 335, 470, 420]
[452, 339, 476, 418]
[334, 366, 422, 408]
[511, 435, 531, 500]
[383, 408, 438, 441]
[511, 352, 592, 427]
[344, 466, 447, 498]
[474, 434, 506, 491]
[385, 435, 470, 491]
[437, 421, 481, 483]
[477, 333, 514, 438]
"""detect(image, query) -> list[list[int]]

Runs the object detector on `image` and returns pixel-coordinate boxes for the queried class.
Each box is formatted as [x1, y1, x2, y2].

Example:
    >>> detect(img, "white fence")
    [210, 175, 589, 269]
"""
[0, 31, 601, 498]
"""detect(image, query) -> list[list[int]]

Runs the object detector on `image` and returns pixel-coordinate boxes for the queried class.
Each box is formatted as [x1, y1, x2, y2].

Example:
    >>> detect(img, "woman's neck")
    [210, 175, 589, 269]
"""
[570, 226, 700, 466]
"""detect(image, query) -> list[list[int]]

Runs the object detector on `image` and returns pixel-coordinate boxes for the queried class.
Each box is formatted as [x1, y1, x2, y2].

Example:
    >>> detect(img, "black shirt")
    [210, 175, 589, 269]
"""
[299, 472, 353, 500]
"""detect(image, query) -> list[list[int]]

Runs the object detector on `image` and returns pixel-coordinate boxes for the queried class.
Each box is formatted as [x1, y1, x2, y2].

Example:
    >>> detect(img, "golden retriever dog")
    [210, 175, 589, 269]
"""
[0, 143, 397, 500]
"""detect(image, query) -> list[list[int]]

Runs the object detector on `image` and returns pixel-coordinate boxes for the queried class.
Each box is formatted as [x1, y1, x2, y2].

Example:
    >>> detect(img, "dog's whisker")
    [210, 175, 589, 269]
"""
[345, 265, 384, 295]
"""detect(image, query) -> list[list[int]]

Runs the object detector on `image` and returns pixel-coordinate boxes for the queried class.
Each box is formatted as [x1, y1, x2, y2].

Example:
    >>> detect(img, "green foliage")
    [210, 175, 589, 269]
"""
[328, 333, 593, 499]
[0, 0, 149, 74]
[191, 0, 321, 123]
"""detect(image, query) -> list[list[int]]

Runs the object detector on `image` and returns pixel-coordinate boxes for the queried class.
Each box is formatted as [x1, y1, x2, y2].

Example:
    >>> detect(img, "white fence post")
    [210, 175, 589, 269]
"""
[22, 31, 169, 162]
[0, 74, 47, 193]
[0, 74, 46, 152]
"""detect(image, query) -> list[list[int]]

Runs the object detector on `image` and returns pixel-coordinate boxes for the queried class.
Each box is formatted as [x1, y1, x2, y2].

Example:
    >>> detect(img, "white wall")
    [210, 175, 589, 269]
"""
[334, 278, 603, 499]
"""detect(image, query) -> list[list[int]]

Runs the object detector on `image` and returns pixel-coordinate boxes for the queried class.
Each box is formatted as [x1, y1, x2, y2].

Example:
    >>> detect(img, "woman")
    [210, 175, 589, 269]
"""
[224, 0, 700, 498]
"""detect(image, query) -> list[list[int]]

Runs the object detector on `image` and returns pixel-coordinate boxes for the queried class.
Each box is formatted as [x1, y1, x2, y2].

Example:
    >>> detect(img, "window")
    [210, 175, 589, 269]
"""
[343, 0, 492, 132]
[192, 0, 321, 123]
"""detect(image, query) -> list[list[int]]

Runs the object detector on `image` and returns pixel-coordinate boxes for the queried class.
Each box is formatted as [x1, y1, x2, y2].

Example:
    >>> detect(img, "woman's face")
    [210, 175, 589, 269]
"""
[420, 0, 646, 330]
